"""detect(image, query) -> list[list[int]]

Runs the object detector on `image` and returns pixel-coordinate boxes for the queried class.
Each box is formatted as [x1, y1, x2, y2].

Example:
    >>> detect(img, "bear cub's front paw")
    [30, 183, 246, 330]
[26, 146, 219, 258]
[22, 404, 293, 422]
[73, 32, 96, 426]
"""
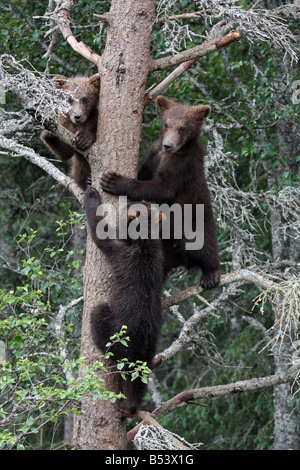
[75, 130, 95, 150]
[100, 172, 127, 195]
[200, 269, 221, 290]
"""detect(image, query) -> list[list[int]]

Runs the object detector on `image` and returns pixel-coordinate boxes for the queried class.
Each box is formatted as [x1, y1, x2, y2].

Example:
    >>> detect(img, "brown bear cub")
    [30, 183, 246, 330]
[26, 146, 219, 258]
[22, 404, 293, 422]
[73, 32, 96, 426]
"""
[41, 74, 100, 190]
[84, 186, 164, 415]
[100, 96, 221, 289]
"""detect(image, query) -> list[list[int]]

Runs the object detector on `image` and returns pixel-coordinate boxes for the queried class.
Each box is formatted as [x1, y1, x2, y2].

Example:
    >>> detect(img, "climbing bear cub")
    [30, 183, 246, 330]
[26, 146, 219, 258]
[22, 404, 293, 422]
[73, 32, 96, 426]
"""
[41, 74, 100, 190]
[100, 95, 221, 289]
[84, 186, 164, 415]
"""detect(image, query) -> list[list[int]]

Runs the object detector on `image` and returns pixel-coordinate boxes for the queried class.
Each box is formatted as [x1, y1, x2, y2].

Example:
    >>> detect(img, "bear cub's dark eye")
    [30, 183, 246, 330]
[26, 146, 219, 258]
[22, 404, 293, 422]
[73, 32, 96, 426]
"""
[81, 97, 89, 104]
[164, 122, 168, 129]
[179, 126, 186, 132]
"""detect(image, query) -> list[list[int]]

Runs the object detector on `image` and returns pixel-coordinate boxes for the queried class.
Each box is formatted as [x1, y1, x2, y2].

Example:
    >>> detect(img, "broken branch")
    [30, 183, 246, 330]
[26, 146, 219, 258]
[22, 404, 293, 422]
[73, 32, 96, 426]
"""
[0, 136, 84, 205]
[149, 24, 240, 72]
[144, 56, 198, 105]
[155, 11, 212, 23]
[56, 9, 100, 65]
[145, 24, 240, 104]
[153, 370, 297, 420]
[127, 369, 297, 444]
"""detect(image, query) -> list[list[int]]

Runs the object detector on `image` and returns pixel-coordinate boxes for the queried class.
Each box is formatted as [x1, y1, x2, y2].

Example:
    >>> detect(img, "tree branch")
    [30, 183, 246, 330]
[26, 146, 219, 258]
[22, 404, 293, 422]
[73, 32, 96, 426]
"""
[149, 22, 240, 72]
[144, 56, 199, 105]
[127, 369, 297, 444]
[0, 136, 84, 205]
[35, 2, 101, 65]
[55, 9, 101, 65]
[152, 270, 279, 368]
[144, 22, 240, 104]
[162, 269, 278, 311]
[153, 369, 298, 421]
[155, 11, 213, 23]
[150, 1, 299, 76]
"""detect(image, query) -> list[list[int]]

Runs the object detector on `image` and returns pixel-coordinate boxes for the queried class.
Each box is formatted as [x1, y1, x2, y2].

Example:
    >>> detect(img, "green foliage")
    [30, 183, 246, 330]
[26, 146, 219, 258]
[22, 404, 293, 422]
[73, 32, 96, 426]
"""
[0, 215, 150, 449]
[14, 210, 85, 309]
[106, 326, 153, 384]
[0, 311, 126, 450]
[0, 1, 110, 73]
[0, 279, 150, 449]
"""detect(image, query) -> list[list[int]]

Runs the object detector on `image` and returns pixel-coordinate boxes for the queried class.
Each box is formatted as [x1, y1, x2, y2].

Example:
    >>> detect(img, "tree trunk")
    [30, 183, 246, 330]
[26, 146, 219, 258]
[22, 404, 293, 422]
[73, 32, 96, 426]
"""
[270, 70, 300, 450]
[72, 0, 156, 450]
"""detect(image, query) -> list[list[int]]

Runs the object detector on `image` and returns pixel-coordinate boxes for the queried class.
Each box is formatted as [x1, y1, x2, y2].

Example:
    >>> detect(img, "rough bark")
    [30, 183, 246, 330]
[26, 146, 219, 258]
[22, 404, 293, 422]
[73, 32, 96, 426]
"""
[260, 5, 300, 444]
[71, 0, 156, 450]
[271, 94, 300, 450]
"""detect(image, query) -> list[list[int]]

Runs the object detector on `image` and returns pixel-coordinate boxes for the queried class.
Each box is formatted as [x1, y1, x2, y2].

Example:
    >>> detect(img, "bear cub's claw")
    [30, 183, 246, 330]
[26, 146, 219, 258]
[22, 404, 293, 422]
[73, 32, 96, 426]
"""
[200, 269, 221, 290]
[100, 171, 126, 194]
[75, 130, 95, 150]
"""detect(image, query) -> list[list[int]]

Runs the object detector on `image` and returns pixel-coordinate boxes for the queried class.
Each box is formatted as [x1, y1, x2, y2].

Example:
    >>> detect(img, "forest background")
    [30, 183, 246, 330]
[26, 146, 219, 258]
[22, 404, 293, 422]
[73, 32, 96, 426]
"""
[0, 0, 299, 451]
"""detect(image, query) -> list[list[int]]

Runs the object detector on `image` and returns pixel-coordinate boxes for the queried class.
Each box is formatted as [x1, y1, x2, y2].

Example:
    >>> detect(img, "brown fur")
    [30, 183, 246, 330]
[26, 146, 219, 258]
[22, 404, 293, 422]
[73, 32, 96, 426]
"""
[84, 186, 164, 414]
[100, 96, 221, 289]
[40, 74, 100, 190]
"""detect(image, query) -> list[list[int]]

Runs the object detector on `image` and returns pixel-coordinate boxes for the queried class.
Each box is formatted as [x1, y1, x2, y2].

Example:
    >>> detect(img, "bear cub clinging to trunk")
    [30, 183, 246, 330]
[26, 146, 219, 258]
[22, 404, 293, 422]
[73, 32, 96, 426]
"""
[84, 186, 164, 415]
[100, 95, 221, 289]
[41, 74, 100, 190]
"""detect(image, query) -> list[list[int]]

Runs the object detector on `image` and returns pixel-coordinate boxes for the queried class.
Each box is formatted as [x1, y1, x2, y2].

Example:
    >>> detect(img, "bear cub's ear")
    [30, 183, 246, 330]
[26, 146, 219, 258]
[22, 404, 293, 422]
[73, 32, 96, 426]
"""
[193, 105, 211, 123]
[52, 76, 67, 89]
[89, 73, 100, 89]
[156, 95, 175, 112]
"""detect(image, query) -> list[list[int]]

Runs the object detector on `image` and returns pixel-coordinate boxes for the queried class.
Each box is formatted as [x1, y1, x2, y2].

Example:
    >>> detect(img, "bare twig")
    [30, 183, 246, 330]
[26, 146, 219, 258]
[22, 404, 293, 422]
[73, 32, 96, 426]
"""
[149, 22, 239, 71]
[55, 297, 84, 384]
[0, 136, 84, 205]
[152, 369, 298, 420]
[155, 10, 212, 23]
[162, 269, 278, 311]
[127, 369, 298, 444]
[56, 9, 100, 65]
[34, 1, 101, 65]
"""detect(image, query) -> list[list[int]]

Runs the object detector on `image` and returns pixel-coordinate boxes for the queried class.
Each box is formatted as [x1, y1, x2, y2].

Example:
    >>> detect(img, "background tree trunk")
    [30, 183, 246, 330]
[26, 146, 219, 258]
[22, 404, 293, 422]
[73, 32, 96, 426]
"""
[271, 106, 300, 450]
[72, 0, 156, 450]
[269, 66, 300, 450]
[261, 0, 300, 449]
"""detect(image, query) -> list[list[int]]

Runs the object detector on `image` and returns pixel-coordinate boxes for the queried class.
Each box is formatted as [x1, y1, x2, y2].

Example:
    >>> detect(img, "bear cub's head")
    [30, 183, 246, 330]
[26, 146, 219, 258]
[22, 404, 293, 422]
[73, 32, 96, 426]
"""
[53, 74, 100, 125]
[156, 95, 211, 154]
